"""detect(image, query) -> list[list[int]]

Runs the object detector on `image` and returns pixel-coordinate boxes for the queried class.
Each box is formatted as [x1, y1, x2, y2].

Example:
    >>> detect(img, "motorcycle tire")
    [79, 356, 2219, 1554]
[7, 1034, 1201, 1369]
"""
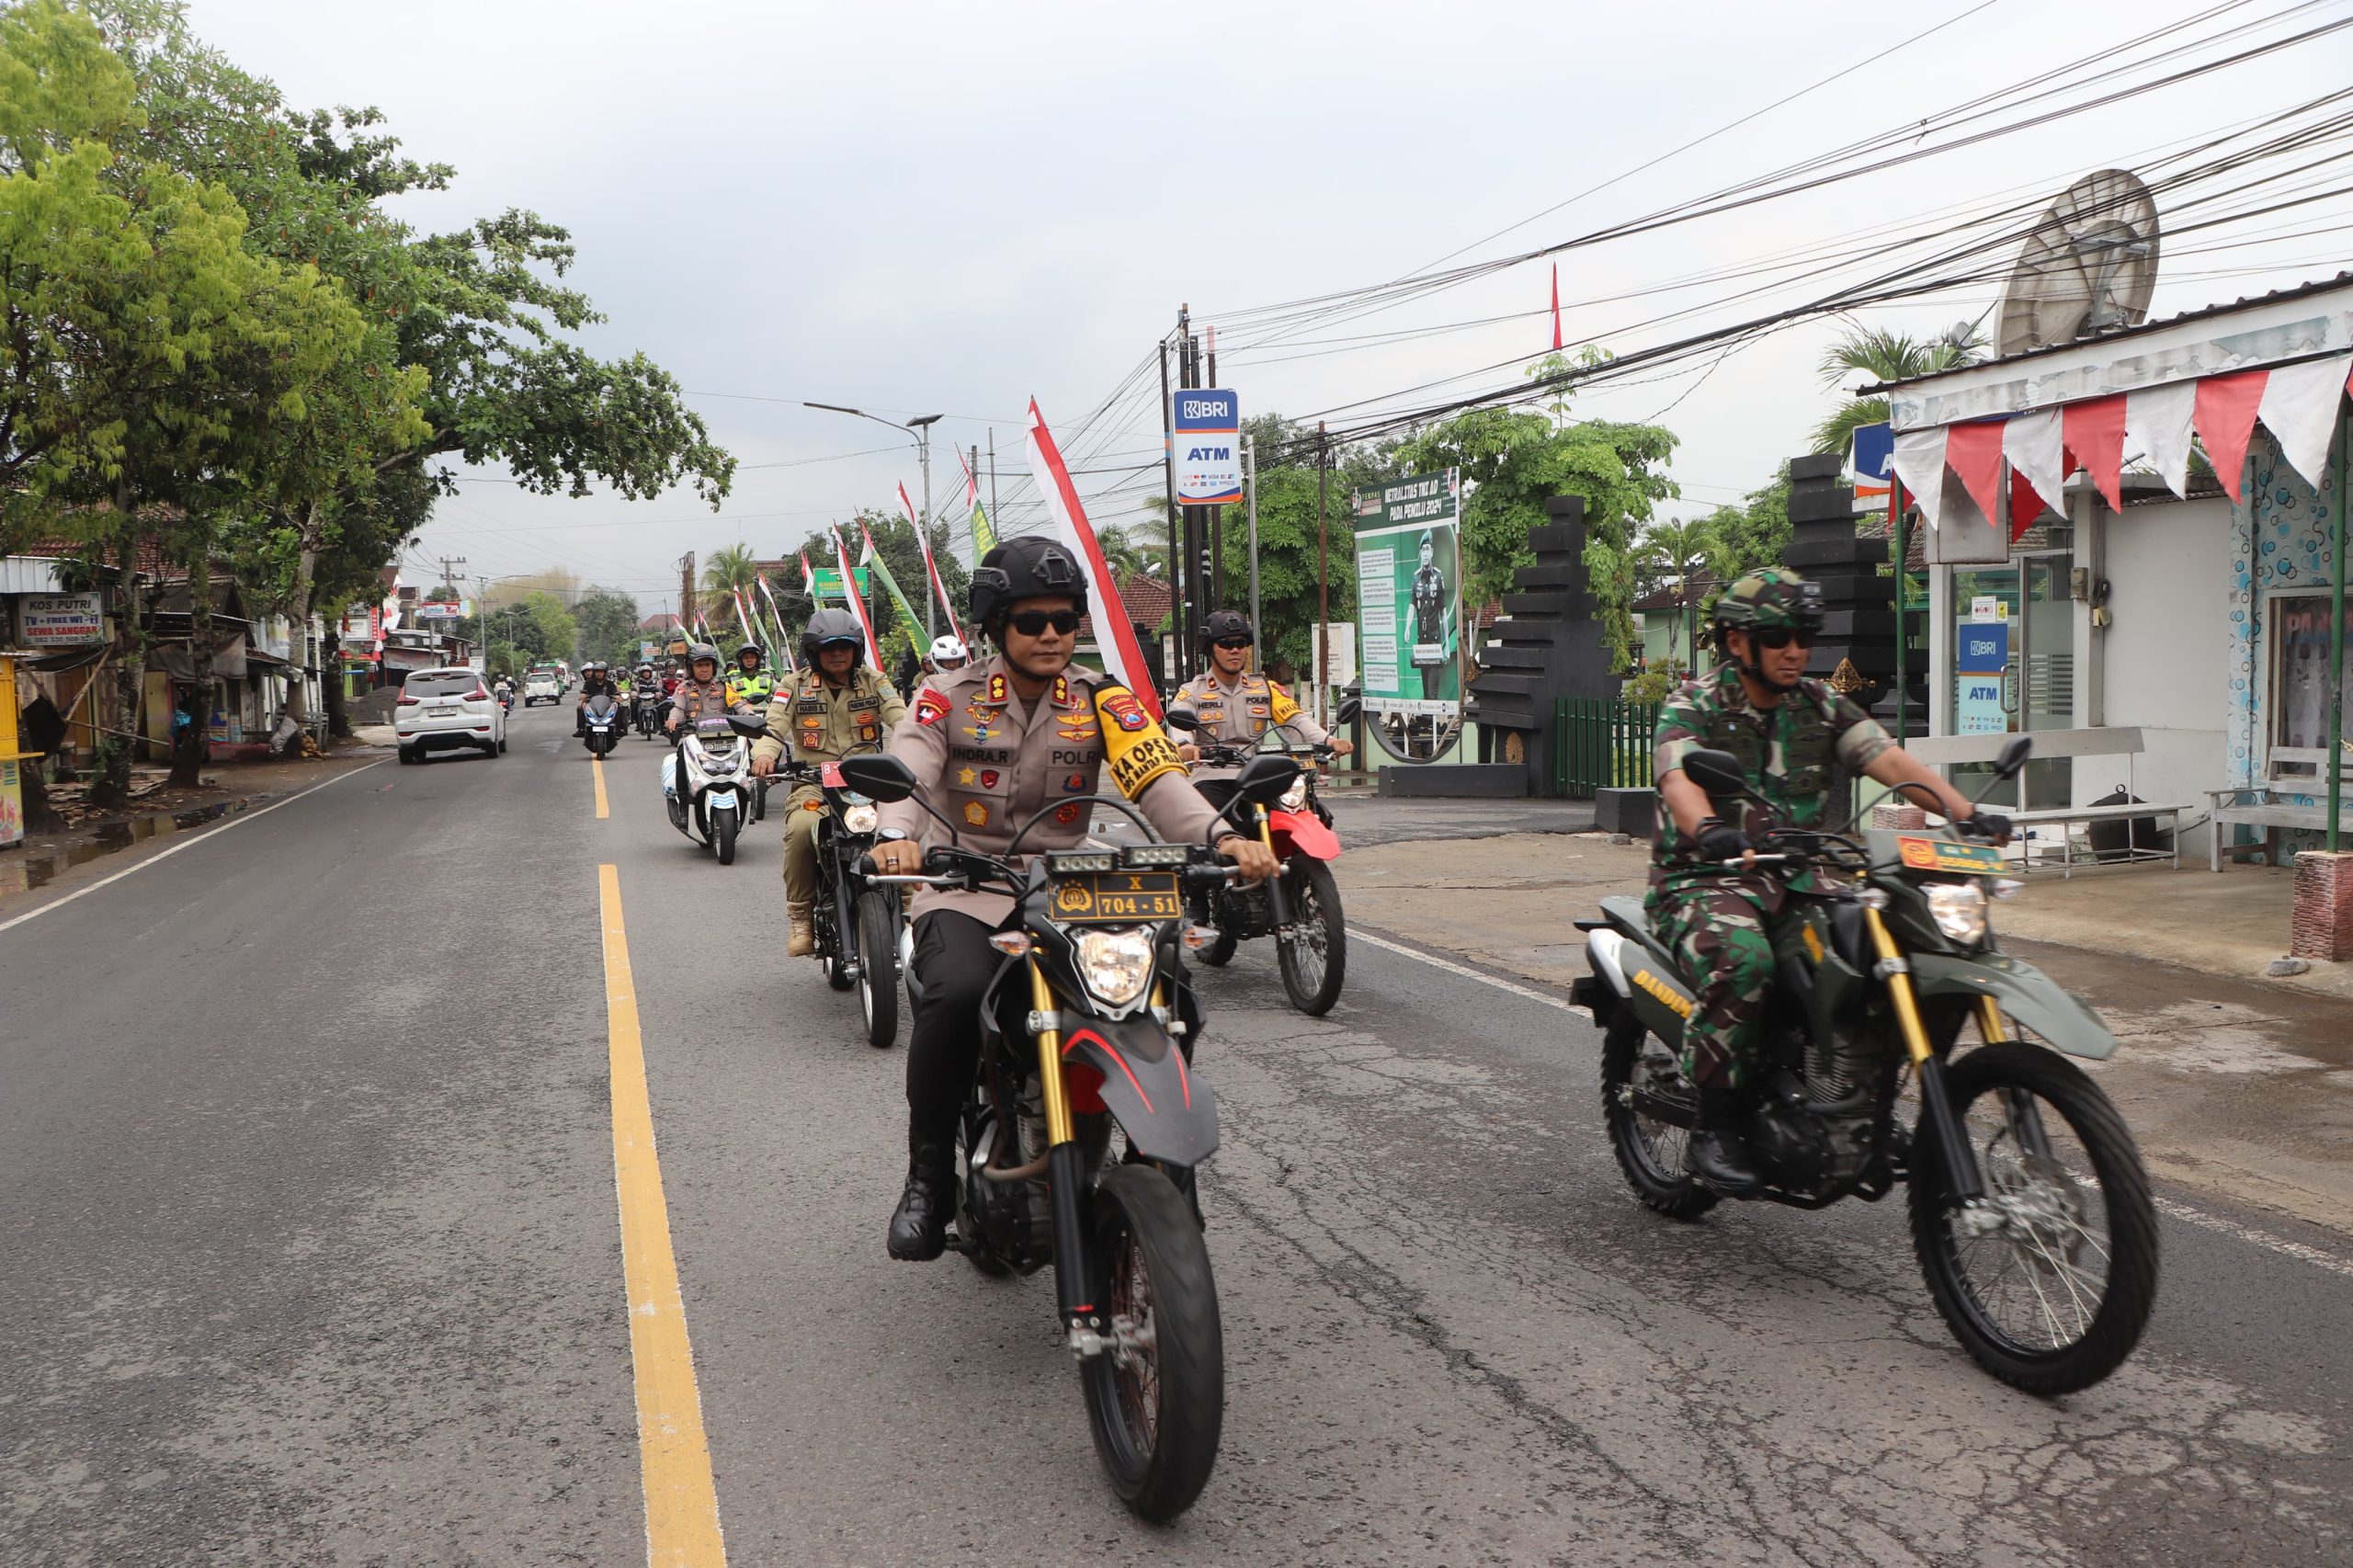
[1198, 929, 1238, 968]
[1908, 1040, 2158, 1395]
[1274, 858, 1347, 1016]
[713, 808, 738, 866]
[1080, 1164, 1224, 1523]
[818, 899, 855, 991]
[855, 889, 901, 1047]
[1599, 1009, 1718, 1221]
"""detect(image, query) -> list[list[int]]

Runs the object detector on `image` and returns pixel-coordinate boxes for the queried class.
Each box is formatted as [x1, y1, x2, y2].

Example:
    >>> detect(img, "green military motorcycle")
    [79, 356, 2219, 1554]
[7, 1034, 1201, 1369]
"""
[1570, 736, 2157, 1394]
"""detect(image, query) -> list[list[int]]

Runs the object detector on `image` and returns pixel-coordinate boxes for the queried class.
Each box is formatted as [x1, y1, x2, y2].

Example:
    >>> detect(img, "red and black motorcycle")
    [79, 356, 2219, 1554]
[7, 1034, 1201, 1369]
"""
[1164, 710, 1348, 1016]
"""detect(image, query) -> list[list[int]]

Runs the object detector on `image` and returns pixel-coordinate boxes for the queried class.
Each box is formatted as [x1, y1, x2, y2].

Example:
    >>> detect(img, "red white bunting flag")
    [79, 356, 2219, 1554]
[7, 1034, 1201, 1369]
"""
[828, 524, 885, 669]
[2062, 395, 2127, 515]
[1942, 420, 2008, 533]
[1890, 427, 1949, 530]
[1026, 398, 1162, 718]
[2193, 371, 2267, 502]
[2002, 409, 2067, 521]
[798, 550, 821, 598]
[898, 480, 964, 642]
[756, 574, 797, 670]
[957, 447, 977, 508]
[2257, 353, 2352, 488]
[2124, 381, 2197, 499]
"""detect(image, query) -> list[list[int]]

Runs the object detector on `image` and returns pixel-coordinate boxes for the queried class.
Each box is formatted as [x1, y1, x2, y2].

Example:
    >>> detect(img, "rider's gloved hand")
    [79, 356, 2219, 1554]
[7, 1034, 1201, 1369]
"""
[1960, 810, 2013, 845]
[1695, 817, 1753, 865]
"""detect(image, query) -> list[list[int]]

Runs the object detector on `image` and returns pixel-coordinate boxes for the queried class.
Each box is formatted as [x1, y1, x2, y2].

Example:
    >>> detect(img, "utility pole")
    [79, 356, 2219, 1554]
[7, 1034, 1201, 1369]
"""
[1245, 432, 1262, 674]
[1207, 325, 1223, 611]
[679, 552, 696, 636]
[1316, 422, 1331, 729]
[915, 418, 936, 640]
[1159, 327, 1183, 672]
[438, 555, 467, 664]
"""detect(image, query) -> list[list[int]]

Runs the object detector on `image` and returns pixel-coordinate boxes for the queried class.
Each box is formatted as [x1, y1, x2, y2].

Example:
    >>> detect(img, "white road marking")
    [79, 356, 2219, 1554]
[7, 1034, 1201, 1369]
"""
[0, 758, 387, 935]
[1349, 922, 2353, 1279]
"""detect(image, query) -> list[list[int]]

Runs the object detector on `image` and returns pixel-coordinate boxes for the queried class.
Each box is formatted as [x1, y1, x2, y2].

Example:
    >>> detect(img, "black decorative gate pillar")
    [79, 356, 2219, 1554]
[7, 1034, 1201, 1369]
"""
[1464, 494, 1617, 798]
[1779, 453, 1893, 713]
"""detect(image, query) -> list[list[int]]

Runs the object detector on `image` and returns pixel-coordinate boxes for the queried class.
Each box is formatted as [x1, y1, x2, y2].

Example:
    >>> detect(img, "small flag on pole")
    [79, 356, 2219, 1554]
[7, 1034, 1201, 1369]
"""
[1026, 398, 1161, 717]
[899, 481, 966, 642]
[828, 524, 885, 669]
[1551, 263, 1563, 352]
[959, 448, 996, 559]
[859, 521, 927, 643]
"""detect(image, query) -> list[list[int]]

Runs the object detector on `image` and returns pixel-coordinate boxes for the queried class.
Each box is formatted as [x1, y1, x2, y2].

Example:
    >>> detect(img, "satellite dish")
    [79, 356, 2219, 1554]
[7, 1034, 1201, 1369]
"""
[1993, 169, 2160, 357]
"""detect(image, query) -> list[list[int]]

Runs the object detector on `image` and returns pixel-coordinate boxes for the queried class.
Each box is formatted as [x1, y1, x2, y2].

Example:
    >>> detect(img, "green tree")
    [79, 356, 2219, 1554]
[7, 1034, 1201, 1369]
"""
[1809, 322, 1984, 457]
[1391, 408, 1678, 670]
[517, 591, 576, 663]
[700, 542, 759, 602]
[574, 586, 640, 665]
[1704, 464, 1794, 580]
[1631, 515, 1730, 675]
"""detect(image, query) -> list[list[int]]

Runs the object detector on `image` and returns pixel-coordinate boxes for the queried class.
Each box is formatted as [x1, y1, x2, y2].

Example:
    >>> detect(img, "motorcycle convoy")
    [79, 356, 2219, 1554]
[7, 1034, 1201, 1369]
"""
[554, 587, 2157, 1521]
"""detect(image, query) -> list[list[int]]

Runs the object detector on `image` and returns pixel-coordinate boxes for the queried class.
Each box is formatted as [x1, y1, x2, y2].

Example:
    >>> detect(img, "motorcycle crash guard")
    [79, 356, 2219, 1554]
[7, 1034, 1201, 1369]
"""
[1907, 950, 2118, 1061]
[1061, 1015, 1219, 1167]
[1268, 808, 1342, 861]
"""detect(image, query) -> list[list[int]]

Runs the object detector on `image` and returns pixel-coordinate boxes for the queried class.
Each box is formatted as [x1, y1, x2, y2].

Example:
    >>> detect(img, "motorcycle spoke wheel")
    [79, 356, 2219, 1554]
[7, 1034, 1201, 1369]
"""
[1273, 858, 1347, 1016]
[1910, 1040, 2157, 1394]
[1599, 1010, 1716, 1220]
[1080, 1165, 1222, 1522]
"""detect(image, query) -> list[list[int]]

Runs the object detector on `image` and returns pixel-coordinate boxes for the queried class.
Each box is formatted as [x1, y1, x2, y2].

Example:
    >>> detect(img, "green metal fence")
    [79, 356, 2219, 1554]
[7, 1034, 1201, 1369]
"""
[1554, 697, 1660, 797]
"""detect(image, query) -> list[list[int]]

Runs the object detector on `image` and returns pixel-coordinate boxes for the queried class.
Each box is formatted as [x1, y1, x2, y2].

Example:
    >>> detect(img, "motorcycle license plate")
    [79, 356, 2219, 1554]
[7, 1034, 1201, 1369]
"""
[1893, 835, 2004, 874]
[1049, 870, 1181, 925]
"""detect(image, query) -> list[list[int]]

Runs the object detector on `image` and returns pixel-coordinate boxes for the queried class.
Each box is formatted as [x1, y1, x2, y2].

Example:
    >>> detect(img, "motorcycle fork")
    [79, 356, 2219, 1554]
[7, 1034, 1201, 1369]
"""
[1864, 906, 1984, 1202]
[1029, 959, 1098, 1335]
[1252, 801, 1291, 927]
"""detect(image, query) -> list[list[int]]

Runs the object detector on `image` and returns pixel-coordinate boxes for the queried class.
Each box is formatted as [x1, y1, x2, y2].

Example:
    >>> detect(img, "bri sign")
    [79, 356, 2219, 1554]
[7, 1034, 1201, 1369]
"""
[1172, 388, 1242, 506]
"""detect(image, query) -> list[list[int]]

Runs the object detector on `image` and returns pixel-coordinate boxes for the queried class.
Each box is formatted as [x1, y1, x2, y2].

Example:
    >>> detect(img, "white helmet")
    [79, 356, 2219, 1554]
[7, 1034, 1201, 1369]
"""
[928, 634, 970, 666]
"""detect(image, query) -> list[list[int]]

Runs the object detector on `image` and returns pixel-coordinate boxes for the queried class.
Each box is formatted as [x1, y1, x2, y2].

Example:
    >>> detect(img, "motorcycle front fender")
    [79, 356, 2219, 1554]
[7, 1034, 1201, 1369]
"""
[707, 789, 740, 811]
[1268, 808, 1341, 860]
[1907, 950, 2117, 1061]
[1061, 1015, 1218, 1167]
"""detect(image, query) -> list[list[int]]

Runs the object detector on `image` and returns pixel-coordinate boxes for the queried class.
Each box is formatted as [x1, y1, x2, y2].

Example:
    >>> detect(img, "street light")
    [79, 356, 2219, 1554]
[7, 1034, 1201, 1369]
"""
[803, 402, 947, 637]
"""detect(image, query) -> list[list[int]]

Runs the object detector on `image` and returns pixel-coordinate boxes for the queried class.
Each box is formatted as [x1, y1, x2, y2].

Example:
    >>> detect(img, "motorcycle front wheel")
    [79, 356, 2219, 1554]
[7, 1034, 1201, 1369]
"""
[1274, 858, 1347, 1016]
[1909, 1040, 2158, 1394]
[1599, 1009, 1717, 1220]
[1080, 1165, 1223, 1523]
[856, 889, 900, 1048]
[818, 892, 854, 991]
[712, 807, 738, 865]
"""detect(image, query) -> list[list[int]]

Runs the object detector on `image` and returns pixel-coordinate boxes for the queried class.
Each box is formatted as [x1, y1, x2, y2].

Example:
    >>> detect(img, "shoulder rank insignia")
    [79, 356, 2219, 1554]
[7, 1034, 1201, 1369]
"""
[915, 690, 950, 727]
[984, 670, 1008, 705]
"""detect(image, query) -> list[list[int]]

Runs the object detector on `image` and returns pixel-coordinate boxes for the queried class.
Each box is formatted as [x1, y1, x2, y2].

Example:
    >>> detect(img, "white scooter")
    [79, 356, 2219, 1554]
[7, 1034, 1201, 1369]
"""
[663, 713, 765, 865]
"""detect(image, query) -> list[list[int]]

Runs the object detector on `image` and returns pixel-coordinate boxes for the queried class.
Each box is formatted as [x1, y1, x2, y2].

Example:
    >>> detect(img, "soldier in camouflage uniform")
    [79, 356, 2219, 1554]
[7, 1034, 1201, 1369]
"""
[1651, 567, 1997, 1191]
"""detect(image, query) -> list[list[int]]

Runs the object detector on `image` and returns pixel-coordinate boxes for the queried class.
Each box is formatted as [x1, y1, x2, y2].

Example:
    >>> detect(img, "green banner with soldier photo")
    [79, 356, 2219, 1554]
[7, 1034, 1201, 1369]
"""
[1351, 468, 1462, 721]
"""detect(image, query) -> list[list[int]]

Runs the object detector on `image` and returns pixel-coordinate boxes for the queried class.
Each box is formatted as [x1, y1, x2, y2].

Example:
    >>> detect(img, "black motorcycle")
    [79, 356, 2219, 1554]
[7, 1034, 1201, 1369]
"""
[782, 751, 901, 1047]
[580, 692, 620, 757]
[844, 749, 1301, 1521]
[1571, 737, 2157, 1394]
[634, 689, 663, 740]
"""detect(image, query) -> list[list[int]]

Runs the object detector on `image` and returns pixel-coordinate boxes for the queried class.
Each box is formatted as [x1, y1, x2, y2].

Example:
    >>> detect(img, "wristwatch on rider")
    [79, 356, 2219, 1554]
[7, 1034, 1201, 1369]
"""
[875, 828, 911, 843]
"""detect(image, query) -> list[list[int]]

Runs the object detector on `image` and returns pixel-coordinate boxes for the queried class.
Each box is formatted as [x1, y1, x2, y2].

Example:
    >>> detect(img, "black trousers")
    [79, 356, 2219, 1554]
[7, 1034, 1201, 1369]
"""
[906, 910, 1002, 1147]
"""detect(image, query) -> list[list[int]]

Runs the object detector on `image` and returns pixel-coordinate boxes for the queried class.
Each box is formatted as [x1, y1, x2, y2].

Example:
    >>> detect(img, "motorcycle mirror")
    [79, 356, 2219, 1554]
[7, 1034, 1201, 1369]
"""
[1335, 697, 1361, 726]
[1993, 733, 2033, 779]
[1232, 753, 1304, 806]
[724, 714, 769, 738]
[1677, 748, 1750, 797]
[837, 754, 917, 803]
[1162, 706, 1200, 733]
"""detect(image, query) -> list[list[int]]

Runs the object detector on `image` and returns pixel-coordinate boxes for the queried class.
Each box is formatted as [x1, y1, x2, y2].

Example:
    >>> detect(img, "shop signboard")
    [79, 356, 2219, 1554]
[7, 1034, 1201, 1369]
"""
[1350, 468, 1462, 719]
[805, 566, 871, 602]
[416, 598, 469, 621]
[17, 590, 104, 645]
[1955, 618, 2009, 736]
[1172, 389, 1242, 506]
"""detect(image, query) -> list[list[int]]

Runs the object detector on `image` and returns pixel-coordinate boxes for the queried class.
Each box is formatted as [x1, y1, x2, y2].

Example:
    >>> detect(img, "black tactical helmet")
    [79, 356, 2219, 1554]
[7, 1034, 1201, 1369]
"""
[736, 642, 765, 666]
[801, 608, 866, 665]
[1199, 608, 1254, 647]
[687, 642, 721, 671]
[971, 536, 1088, 635]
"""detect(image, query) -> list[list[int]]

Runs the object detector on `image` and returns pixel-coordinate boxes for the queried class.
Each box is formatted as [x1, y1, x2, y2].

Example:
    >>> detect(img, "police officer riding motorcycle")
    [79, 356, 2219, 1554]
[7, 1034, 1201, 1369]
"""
[728, 642, 778, 710]
[750, 609, 906, 959]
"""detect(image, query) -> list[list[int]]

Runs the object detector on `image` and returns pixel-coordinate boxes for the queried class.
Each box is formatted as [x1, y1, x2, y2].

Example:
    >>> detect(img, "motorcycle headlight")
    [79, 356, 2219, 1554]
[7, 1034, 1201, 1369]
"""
[1279, 778, 1309, 812]
[1923, 881, 1989, 944]
[1074, 926, 1156, 1007]
[843, 802, 879, 835]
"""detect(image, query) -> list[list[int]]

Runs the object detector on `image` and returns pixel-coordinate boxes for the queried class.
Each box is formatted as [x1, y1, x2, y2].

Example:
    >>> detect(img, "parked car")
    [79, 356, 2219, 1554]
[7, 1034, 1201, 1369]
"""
[395, 668, 507, 764]
[522, 669, 563, 706]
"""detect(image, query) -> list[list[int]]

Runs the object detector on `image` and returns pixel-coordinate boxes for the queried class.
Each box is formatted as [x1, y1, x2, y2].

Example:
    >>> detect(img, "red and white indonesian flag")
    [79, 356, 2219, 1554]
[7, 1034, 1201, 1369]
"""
[1026, 397, 1161, 718]
[898, 481, 965, 642]
[828, 524, 886, 670]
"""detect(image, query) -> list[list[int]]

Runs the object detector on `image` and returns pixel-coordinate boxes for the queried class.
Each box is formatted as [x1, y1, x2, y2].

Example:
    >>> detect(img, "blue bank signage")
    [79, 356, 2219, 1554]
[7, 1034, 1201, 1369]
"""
[1172, 389, 1242, 506]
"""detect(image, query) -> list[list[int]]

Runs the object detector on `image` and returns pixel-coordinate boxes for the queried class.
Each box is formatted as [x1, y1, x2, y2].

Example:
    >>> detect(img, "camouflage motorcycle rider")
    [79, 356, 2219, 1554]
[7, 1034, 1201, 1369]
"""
[1650, 568, 2006, 1193]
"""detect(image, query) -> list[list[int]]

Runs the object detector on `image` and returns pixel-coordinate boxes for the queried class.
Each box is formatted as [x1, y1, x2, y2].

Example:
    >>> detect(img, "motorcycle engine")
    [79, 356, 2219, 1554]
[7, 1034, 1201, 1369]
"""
[1745, 1068, 1887, 1199]
[961, 1108, 1052, 1274]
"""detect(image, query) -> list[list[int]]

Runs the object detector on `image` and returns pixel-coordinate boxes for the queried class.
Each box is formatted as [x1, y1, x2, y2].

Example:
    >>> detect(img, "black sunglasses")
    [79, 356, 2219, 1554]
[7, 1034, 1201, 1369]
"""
[1008, 608, 1082, 636]
[1749, 626, 1815, 651]
[1212, 637, 1252, 651]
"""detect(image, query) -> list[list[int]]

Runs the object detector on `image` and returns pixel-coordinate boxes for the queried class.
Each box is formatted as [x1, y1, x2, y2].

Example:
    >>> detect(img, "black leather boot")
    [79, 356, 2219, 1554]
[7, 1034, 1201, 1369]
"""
[886, 1136, 955, 1261]
[1688, 1088, 1762, 1194]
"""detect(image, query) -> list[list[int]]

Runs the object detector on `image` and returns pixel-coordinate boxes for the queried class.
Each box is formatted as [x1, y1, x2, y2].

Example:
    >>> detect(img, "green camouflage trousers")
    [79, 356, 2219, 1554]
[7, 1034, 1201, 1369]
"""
[1653, 882, 1787, 1090]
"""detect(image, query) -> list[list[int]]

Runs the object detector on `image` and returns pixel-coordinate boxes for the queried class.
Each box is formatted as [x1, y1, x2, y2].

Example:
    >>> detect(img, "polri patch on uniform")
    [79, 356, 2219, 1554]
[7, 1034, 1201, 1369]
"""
[1100, 690, 1149, 732]
[915, 690, 950, 727]
[1064, 772, 1087, 793]
[963, 800, 990, 828]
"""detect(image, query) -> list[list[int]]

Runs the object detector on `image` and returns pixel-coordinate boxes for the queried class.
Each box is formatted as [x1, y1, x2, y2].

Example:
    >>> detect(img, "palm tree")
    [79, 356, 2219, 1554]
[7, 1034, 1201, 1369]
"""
[1632, 516, 1730, 673]
[700, 542, 760, 601]
[1809, 323, 1986, 457]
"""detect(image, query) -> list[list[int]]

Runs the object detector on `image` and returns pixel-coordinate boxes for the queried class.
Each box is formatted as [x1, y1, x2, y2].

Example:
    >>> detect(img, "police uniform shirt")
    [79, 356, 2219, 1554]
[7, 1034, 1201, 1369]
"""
[1172, 668, 1328, 776]
[751, 666, 906, 769]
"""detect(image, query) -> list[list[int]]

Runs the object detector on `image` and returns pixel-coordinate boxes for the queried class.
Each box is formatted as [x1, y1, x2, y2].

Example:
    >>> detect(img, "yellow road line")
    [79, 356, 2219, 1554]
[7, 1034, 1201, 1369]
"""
[598, 865, 727, 1567]
[593, 757, 610, 819]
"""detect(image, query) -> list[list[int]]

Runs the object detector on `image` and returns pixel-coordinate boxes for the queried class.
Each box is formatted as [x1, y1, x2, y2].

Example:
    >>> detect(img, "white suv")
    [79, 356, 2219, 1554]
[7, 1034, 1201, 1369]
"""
[395, 668, 507, 764]
[522, 670, 562, 706]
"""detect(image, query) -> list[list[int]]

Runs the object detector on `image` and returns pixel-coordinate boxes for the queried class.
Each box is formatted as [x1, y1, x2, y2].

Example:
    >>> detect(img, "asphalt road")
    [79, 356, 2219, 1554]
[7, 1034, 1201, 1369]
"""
[4, 701, 2347, 1567]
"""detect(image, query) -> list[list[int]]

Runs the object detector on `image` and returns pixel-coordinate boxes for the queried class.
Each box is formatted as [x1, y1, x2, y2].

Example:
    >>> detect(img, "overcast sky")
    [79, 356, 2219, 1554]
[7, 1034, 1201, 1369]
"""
[186, 0, 2353, 613]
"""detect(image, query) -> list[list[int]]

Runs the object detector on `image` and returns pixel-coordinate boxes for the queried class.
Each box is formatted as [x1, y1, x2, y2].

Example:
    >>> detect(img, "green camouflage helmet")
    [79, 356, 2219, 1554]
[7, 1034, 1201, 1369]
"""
[1711, 567, 1824, 633]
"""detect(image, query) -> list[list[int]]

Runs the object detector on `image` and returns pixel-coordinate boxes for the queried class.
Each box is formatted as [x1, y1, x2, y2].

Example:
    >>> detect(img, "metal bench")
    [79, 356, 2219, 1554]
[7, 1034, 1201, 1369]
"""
[2204, 775, 2353, 872]
[1903, 727, 2185, 877]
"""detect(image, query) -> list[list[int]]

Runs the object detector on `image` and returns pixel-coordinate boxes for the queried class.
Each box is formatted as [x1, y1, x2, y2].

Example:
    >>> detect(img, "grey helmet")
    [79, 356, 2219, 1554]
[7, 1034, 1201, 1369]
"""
[800, 608, 867, 666]
[686, 642, 722, 676]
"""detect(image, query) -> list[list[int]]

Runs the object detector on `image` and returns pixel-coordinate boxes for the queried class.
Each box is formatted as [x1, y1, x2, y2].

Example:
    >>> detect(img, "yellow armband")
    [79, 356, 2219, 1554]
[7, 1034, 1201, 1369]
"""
[1096, 685, 1186, 800]
[1268, 680, 1301, 726]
